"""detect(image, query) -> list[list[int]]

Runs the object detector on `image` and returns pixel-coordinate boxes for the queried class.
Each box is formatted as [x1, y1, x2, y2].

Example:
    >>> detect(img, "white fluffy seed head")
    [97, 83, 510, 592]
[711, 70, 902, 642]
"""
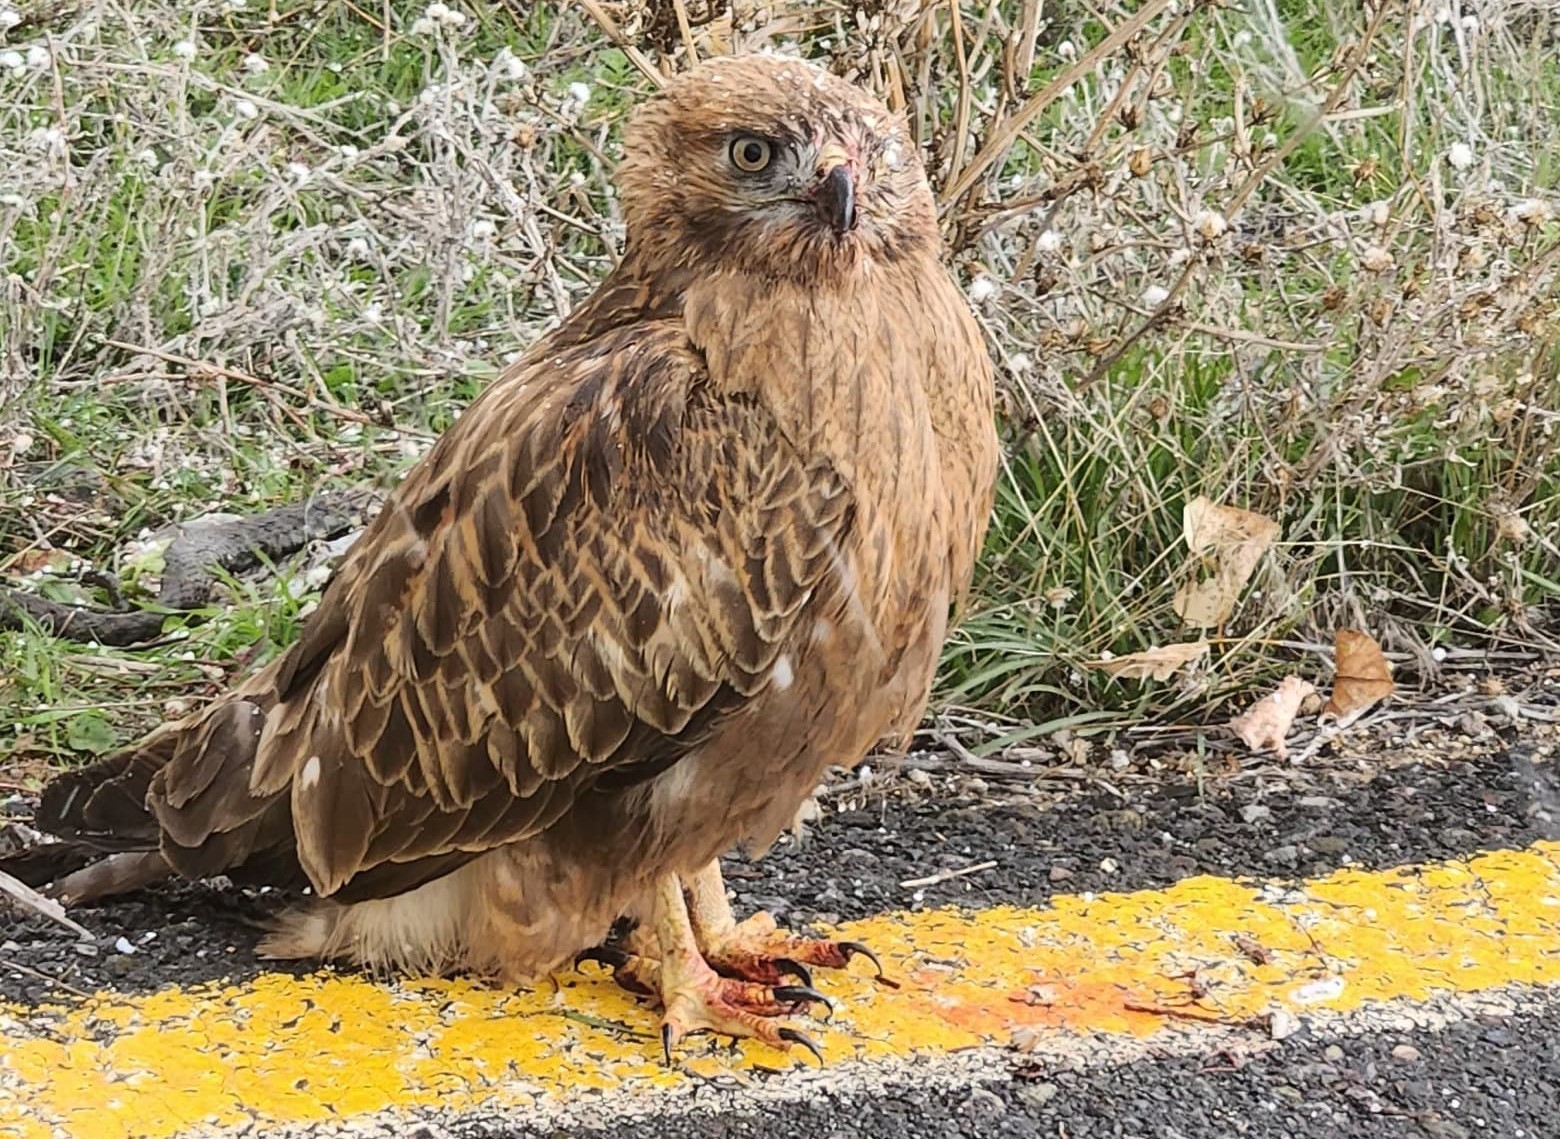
[1360, 245, 1394, 272]
[968, 275, 999, 304]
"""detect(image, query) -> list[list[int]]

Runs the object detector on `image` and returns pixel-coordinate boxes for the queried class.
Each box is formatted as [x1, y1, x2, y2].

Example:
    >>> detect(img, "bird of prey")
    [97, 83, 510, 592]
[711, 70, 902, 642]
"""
[3, 52, 998, 1061]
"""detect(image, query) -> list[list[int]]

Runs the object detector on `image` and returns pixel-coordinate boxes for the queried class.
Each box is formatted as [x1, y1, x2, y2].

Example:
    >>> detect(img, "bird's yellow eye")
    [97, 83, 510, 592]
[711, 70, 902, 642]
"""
[729, 135, 774, 173]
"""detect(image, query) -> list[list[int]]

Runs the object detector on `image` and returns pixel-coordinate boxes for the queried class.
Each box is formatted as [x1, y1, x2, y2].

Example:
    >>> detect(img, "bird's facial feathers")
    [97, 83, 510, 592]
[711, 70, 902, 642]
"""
[619, 54, 938, 284]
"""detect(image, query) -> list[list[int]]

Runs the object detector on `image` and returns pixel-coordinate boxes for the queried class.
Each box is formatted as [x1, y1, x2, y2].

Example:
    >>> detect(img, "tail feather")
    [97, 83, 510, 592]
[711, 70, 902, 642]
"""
[0, 840, 107, 890]
[35, 740, 172, 843]
[8, 664, 298, 905]
[52, 851, 172, 904]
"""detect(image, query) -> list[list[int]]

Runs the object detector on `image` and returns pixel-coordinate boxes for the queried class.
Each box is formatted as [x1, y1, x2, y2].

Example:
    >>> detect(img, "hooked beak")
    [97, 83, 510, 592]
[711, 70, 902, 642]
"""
[812, 145, 857, 237]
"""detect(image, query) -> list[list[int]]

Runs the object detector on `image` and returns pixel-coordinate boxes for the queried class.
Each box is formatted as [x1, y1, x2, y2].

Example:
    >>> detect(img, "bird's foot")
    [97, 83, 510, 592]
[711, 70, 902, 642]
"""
[574, 943, 830, 1064]
[698, 910, 890, 989]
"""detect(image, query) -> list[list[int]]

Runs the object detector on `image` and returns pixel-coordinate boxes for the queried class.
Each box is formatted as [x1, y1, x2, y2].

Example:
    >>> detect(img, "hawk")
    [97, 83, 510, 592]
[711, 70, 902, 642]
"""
[4, 52, 999, 1061]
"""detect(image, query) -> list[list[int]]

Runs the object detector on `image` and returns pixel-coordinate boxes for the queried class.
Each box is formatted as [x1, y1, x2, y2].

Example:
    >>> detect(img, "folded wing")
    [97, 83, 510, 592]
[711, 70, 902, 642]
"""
[138, 322, 855, 902]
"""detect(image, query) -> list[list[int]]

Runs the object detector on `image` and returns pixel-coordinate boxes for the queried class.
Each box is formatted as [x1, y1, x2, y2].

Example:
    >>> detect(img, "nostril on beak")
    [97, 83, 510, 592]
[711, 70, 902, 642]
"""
[815, 164, 857, 236]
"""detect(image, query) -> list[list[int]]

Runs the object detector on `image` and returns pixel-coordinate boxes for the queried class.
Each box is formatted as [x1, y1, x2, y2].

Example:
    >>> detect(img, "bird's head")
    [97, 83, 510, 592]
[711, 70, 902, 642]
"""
[618, 53, 937, 286]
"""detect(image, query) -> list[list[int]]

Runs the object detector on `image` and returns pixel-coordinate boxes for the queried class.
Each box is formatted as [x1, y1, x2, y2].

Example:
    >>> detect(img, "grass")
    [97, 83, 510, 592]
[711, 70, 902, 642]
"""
[0, 0, 1557, 773]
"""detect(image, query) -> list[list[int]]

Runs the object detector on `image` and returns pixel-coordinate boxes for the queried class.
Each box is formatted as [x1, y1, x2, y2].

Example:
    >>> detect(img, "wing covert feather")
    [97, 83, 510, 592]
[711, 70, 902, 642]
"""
[256, 322, 853, 899]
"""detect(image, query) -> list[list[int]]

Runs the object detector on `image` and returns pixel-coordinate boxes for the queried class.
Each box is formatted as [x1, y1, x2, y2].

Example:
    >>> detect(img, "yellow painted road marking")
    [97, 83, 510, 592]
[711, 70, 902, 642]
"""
[2, 842, 1559, 1138]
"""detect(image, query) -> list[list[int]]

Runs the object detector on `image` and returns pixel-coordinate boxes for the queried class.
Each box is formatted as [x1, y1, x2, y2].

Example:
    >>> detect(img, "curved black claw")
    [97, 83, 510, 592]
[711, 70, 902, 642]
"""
[574, 945, 630, 971]
[575, 945, 657, 996]
[773, 957, 814, 987]
[661, 1022, 675, 1067]
[839, 940, 897, 987]
[778, 1027, 825, 1066]
[773, 985, 834, 1018]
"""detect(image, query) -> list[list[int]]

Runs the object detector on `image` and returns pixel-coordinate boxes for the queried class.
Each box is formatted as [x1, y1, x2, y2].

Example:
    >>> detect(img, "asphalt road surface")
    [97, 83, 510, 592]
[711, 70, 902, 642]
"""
[2, 727, 1558, 1139]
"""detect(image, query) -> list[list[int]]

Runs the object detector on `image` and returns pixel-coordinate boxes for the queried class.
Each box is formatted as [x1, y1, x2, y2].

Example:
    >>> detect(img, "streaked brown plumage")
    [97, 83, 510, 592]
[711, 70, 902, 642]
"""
[4, 52, 997, 1058]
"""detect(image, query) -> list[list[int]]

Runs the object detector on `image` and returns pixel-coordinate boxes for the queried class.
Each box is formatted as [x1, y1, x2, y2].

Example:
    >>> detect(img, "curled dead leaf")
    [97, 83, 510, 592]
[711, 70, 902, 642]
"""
[1229, 675, 1316, 760]
[1324, 629, 1395, 723]
[1172, 496, 1279, 628]
[1082, 640, 1209, 682]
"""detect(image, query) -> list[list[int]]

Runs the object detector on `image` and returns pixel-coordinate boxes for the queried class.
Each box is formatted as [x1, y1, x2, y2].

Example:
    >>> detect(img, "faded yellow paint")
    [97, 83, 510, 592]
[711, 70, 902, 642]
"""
[3, 842, 1559, 1138]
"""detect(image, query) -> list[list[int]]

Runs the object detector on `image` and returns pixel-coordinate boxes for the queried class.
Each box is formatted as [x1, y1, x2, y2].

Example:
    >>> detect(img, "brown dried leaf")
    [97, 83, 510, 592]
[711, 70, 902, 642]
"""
[6, 548, 71, 576]
[1172, 497, 1280, 628]
[1229, 675, 1316, 760]
[1324, 629, 1395, 723]
[1083, 640, 1209, 682]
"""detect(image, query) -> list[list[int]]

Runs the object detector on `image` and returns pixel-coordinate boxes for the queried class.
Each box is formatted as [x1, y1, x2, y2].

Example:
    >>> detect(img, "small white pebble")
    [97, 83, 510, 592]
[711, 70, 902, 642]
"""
[172, 39, 198, 61]
[1447, 141, 1474, 170]
[285, 161, 312, 183]
[242, 52, 269, 74]
[0, 50, 23, 72]
[345, 235, 371, 260]
[1142, 284, 1171, 307]
[567, 80, 591, 106]
[1057, 39, 1077, 60]
[26, 44, 50, 69]
[424, 1, 449, 17]
[1431, 646, 1448, 662]
[410, 15, 437, 35]
[469, 217, 496, 240]
[234, 98, 259, 120]
[1009, 352, 1032, 373]
[114, 936, 136, 955]
[1035, 229, 1064, 253]
[0, 8, 20, 30]
[338, 143, 360, 159]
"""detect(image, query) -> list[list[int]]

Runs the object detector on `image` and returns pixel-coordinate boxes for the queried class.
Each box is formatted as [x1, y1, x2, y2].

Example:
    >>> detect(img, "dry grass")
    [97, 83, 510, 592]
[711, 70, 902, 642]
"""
[0, 0, 1557, 769]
